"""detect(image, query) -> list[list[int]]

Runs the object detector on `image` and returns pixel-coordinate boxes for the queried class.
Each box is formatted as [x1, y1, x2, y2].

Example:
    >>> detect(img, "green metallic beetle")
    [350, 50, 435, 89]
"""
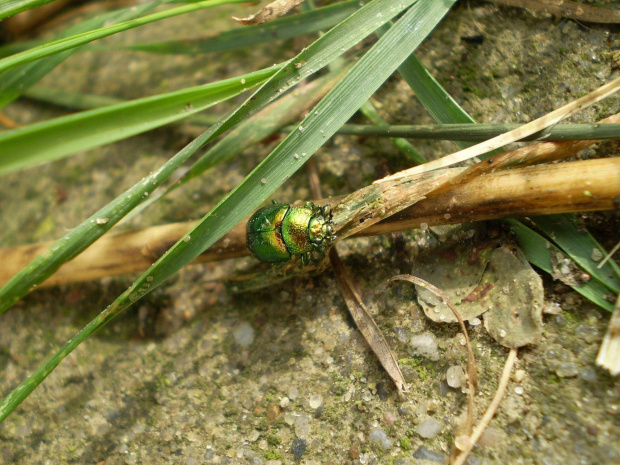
[246, 200, 336, 265]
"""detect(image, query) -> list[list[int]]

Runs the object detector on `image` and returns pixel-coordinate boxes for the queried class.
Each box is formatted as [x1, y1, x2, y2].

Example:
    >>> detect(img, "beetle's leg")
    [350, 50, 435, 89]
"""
[301, 253, 309, 266]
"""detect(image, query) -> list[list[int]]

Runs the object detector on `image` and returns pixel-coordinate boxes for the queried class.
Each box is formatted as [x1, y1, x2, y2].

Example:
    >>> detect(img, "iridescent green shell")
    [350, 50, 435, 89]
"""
[246, 201, 336, 264]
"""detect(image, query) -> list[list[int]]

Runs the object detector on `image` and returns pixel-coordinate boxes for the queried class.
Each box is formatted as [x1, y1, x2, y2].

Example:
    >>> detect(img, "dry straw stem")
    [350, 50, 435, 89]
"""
[452, 348, 518, 465]
[596, 293, 620, 376]
[377, 75, 620, 183]
[1, 156, 618, 288]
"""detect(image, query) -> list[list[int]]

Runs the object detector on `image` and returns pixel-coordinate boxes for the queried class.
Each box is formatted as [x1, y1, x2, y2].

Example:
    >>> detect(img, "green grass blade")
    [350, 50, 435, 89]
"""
[0, 0, 245, 74]
[505, 219, 615, 311]
[0, 0, 171, 108]
[0, 0, 417, 315]
[0, 66, 278, 175]
[529, 214, 620, 293]
[0, 0, 57, 20]
[118, 0, 361, 55]
[359, 100, 427, 164]
[0, 0, 452, 423]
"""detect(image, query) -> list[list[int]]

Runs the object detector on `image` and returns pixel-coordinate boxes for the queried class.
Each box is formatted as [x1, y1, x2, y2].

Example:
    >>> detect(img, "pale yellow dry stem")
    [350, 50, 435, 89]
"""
[1, 157, 618, 288]
[451, 348, 518, 465]
[376, 77, 620, 183]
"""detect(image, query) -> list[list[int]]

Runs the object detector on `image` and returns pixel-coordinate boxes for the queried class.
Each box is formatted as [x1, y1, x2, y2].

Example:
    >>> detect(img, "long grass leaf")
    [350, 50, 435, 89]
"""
[505, 219, 614, 311]
[0, 0, 246, 74]
[0, 0, 454, 422]
[118, 0, 361, 55]
[0, 67, 277, 175]
[0, 0, 57, 20]
[0, 0, 172, 108]
[529, 214, 620, 293]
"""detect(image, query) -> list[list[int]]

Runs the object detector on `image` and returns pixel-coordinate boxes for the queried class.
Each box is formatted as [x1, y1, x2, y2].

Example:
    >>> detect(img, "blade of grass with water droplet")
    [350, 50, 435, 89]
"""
[0, 66, 278, 175]
[0, 0, 177, 108]
[0, 0, 57, 20]
[0, 0, 247, 74]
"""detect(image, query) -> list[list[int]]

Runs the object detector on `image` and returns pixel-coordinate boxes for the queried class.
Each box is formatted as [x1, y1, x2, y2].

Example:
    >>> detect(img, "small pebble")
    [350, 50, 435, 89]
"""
[575, 324, 598, 343]
[469, 317, 482, 326]
[291, 438, 306, 461]
[383, 411, 397, 426]
[543, 302, 562, 315]
[514, 386, 524, 395]
[279, 397, 290, 409]
[555, 362, 579, 378]
[478, 427, 504, 447]
[308, 395, 323, 410]
[417, 418, 443, 438]
[369, 428, 392, 450]
[232, 322, 255, 347]
[446, 366, 466, 388]
[410, 333, 439, 361]
[412, 446, 445, 463]
[513, 369, 526, 383]
[580, 366, 598, 382]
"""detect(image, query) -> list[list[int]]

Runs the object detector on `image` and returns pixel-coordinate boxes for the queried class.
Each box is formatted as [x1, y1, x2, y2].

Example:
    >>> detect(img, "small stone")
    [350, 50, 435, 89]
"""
[232, 322, 255, 347]
[543, 302, 562, 315]
[478, 427, 504, 447]
[412, 446, 445, 462]
[446, 366, 466, 388]
[383, 411, 397, 426]
[579, 366, 598, 382]
[369, 428, 392, 450]
[349, 444, 360, 458]
[555, 362, 579, 378]
[469, 317, 482, 326]
[291, 438, 306, 461]
[513, 369, 526, 383]
[249, 430, 260, 442]
[294, 413, 310, 439]
[308, 394, 323, 410]
[575, 324, 598, 343]
[417, 418, 443, 438]
[410, 333, 439, 361]
[514, 386, 524, 395]
[279, 397, 290, 409]
[288, 387, 299, 400]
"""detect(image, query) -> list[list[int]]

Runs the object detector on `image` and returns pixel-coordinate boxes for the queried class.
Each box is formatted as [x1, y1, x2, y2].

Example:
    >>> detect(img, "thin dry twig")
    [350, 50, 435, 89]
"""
[452, 348, 518, 465]
[376, 76, 620, 183]
[492, 0, 620, 24]
[597, 240, 620, 270]
[232, 0, 305, 26]
[388, 275, 477, 437]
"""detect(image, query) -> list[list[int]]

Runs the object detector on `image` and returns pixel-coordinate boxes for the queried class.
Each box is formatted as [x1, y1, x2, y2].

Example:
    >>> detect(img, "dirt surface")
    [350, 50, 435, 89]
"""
[1, 1, 619, 464]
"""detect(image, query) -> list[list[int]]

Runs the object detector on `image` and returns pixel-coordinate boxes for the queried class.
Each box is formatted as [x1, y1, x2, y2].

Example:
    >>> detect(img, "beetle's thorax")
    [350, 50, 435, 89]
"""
[308, 216, 327, 244]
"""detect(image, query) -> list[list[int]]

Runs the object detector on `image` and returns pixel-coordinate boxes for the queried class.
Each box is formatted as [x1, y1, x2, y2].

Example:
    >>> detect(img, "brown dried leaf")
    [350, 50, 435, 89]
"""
[232, 0, 306, 26]
[330, 248, 407, 395]
[483, 247, 544, 348]
[410, 225, 497, 323]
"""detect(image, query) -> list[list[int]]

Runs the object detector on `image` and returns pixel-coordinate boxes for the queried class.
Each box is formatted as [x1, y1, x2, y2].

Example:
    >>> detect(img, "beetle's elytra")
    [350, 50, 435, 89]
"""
[246, 201, 336, 265]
